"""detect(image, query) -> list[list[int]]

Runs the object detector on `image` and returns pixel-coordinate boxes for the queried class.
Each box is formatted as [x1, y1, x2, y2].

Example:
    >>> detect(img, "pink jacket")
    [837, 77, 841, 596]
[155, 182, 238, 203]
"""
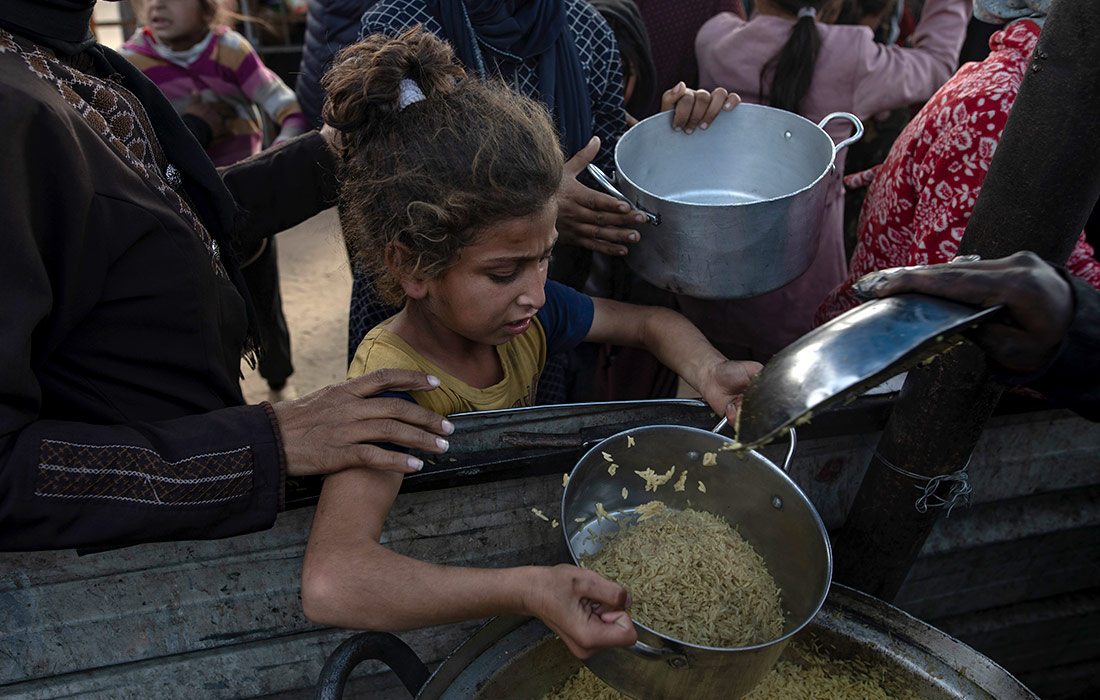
[675, 0, 970, 360]
[696, 0, 971, 146]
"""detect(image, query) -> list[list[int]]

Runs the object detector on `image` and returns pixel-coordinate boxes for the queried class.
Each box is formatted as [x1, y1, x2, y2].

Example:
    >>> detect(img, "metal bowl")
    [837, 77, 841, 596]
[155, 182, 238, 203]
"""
[560, 425, 831, 700]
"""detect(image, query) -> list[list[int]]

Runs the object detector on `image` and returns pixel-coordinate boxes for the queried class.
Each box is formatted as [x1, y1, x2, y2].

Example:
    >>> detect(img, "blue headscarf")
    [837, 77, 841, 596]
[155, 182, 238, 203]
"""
[426, 0, 592, 156]
[973, 0, 1051, 28]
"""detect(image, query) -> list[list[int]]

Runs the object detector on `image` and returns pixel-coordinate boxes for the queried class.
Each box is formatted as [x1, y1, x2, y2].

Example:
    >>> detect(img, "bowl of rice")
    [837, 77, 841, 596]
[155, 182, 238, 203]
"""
[562, 425, 831, 700]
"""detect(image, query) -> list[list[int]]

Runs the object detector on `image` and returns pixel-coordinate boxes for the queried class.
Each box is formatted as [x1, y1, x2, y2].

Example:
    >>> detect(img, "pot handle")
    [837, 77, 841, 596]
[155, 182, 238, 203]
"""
[586, 163, 660, 226]
[626, 639, 690, 668]
[314, 632, 429, 700]
[817, 112, 865, 157]
[711, 419, 797, 474]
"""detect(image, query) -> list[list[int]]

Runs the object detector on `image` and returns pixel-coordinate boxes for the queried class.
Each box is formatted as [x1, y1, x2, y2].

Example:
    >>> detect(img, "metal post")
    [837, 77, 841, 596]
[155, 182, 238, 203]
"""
[833, 0, 1100, 600]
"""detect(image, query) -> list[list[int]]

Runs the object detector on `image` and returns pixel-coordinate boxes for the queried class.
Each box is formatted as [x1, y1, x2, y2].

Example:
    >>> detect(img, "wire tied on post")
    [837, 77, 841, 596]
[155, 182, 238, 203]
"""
[874, 452, 973, 515]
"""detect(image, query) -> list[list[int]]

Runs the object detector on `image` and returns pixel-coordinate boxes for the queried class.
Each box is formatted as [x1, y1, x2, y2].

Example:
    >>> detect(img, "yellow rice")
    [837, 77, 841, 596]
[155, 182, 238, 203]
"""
[581, 507, 783, 648]
[539, 643, 923, 700]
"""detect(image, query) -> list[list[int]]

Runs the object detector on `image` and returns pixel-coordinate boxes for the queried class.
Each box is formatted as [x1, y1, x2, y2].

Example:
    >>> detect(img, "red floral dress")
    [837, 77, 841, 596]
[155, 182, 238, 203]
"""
[815, 20, 1100, 325]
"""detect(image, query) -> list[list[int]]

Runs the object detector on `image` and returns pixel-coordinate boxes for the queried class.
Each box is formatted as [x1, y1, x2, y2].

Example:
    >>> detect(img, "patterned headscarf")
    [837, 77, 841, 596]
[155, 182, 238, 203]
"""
[973, 0, 1051, 27]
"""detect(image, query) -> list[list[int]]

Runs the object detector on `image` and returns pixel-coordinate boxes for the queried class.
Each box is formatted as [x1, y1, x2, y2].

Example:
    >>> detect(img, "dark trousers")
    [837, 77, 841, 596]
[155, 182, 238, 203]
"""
[241, 238, 293, 388]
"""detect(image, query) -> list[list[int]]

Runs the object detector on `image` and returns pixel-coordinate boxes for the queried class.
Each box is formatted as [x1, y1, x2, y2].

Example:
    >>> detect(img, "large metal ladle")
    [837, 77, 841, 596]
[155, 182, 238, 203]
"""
[735, 294, 1003, 450]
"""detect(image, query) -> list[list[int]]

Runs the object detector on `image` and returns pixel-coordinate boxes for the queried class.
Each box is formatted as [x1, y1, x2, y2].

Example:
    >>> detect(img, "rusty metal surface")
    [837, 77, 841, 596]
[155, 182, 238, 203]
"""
[2, 409, 1097, 699]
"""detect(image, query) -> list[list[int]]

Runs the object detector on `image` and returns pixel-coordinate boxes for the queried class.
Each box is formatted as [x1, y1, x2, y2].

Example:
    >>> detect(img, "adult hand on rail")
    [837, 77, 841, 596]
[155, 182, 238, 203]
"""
[557, 136, 648, 256]
[661, 82, 740, 134]
[523, 564, 637, 658]
[272, 369, 454, 477]
[853, 251, 1074, 374]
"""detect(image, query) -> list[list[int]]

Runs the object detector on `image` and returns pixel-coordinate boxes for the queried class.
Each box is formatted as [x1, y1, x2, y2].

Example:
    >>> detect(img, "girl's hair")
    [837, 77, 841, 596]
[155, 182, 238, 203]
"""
[323, 27, 564, 306]
[760, 1, 827, 114]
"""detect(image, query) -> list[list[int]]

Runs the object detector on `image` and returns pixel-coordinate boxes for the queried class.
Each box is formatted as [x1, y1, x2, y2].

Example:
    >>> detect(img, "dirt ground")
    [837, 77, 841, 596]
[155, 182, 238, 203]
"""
[239, 208, 352, 404]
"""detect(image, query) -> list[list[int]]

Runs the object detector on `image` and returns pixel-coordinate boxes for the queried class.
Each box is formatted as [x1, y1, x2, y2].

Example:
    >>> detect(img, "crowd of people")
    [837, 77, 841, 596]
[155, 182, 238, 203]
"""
[2, 0, 1096, 664]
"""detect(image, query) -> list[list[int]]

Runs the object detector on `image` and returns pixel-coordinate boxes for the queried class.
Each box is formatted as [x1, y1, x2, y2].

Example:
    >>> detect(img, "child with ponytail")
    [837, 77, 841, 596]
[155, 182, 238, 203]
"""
[300, 27, 761, 658]
[684, 0, 970, 362]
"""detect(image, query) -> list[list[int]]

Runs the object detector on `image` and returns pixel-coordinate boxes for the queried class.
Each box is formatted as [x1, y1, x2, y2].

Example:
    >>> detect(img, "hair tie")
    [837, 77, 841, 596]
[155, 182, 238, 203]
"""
[398, 78, 426, 110]
[797, 6, 817, 19]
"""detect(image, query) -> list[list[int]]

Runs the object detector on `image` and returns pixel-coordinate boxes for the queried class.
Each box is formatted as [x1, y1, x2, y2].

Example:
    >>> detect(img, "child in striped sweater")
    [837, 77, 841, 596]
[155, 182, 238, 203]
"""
[122, 0, 308, 167]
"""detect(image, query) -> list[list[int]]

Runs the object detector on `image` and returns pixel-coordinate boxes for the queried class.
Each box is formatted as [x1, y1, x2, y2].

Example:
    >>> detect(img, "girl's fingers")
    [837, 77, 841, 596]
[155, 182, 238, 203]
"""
[685, 89, 711, 132]
[700, 88, 728, 129]
[672, 90, 695, 131]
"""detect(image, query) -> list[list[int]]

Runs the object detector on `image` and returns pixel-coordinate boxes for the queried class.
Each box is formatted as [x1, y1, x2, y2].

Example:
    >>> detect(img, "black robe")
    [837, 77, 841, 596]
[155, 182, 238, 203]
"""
[0, 29, 336, 550]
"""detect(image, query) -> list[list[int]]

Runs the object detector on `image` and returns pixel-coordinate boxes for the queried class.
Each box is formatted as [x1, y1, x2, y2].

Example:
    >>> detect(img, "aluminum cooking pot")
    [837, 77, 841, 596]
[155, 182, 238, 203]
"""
[589, 104, 862, 299]
[313, 586, 1037, 700]
[560, 425, 830, 700]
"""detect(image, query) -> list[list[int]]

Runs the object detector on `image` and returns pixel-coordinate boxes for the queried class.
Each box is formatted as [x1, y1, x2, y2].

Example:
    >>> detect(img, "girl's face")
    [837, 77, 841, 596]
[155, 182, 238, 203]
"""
[410, 202, 558, 348]
[145, 0, 211, 51]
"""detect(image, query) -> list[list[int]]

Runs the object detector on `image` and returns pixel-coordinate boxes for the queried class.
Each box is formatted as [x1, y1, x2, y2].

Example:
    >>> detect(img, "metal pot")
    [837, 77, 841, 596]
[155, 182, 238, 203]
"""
[314, 584, 1037, 699]
[588, 104, 862, 299]
[560, 425, 830, 700]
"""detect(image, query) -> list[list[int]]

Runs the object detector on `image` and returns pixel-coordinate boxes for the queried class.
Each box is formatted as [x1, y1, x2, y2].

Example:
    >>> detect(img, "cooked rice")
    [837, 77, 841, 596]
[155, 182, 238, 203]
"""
[627, 435, 636, 447]
[673, 470, 688, 492]
[538, 643, 922, 700]
[702, 452, 718, 466]
[607, 463, 619, 476]
[595, 502, 618, 522]
[581, 508, 783, 648]
[633, 465, 676, 492]
[698, 480, 707, 493]
[634, 499, 666, 521]
[531, 508, 549, 522]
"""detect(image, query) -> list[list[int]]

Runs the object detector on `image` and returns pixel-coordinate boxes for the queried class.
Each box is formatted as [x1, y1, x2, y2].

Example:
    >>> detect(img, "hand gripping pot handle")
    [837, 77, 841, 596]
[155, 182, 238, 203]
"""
[586, 163, 660, 225]
[818, 112, 865, 160]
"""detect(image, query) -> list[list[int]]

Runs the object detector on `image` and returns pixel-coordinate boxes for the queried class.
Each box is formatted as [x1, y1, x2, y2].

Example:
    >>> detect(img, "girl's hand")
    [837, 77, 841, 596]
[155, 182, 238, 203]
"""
[557, 136, 648, 256]
[522, 564, 637, 658]
[661, 82, 740, 134]
[700, 360, 763, 425]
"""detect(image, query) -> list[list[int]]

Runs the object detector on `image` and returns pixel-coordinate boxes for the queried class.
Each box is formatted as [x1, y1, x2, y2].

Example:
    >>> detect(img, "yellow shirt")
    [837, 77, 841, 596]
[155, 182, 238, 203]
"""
[347, 317, 547, 416]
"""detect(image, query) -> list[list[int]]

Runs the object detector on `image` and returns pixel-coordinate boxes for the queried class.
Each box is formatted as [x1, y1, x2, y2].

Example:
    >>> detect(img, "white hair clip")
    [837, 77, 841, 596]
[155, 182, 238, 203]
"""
[797, 6, 817, 19]
[398, 78, 426, 110]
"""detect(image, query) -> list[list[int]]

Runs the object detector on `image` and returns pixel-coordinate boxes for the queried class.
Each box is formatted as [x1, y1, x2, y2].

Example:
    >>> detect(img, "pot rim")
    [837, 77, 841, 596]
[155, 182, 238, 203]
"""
[561, 424, 833, 653]
[613, 103, 838, 209]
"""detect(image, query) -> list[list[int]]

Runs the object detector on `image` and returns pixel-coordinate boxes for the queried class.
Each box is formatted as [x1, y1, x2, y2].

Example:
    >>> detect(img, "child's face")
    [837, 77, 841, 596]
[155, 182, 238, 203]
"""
[416, 202, 558, 347]
[144, 0, 211, 52]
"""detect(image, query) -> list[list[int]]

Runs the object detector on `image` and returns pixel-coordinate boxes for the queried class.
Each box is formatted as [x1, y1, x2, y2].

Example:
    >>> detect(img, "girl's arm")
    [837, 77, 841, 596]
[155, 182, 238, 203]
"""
[301, 467, 636, 658]
[585, 299, 762, 420]
[852, 0, 971, 116]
